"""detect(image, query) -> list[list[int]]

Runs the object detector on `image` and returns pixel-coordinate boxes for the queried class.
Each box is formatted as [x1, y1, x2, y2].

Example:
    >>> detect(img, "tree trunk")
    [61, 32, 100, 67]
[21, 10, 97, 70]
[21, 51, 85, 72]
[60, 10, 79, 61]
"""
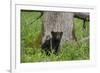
[42, 11, 74, 45]
[41, 11, 90, 54]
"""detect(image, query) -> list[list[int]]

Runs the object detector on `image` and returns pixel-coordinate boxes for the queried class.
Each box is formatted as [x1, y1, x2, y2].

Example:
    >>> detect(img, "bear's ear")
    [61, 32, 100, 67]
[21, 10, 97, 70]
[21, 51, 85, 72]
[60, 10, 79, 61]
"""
[51, 31, 55, 35]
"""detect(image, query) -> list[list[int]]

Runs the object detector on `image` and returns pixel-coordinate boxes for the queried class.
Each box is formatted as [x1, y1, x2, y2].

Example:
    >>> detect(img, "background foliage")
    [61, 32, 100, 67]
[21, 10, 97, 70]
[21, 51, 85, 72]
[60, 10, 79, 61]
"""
[21, 10, 89, 63]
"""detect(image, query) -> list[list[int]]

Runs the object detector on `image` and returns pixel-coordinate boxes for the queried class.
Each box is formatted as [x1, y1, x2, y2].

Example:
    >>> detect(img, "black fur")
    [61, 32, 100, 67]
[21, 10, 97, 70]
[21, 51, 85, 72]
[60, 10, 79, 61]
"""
[41, 31, 63, 55]
[41, 35, 51, 55]
[51, 31, 63, 54]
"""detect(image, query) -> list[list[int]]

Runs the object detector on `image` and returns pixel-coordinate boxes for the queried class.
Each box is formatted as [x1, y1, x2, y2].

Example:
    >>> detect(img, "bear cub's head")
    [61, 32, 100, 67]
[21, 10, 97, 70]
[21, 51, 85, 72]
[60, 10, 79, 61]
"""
[51, 31, 63, 40]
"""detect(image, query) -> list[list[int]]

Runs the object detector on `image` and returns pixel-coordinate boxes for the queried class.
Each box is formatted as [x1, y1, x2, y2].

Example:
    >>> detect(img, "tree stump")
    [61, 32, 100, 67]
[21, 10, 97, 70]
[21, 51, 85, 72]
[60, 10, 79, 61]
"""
[41, 11, 74, 54]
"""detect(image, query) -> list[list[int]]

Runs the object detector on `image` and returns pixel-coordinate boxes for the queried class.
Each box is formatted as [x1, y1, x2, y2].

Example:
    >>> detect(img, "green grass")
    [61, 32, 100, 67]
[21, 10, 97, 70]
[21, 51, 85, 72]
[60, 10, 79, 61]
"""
[21, 10, 89, 63]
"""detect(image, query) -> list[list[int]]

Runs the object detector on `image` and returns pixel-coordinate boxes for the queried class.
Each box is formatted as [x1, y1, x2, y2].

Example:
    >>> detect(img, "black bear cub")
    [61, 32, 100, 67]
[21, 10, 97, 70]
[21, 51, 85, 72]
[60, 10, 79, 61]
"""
[41, 31, 63, 55]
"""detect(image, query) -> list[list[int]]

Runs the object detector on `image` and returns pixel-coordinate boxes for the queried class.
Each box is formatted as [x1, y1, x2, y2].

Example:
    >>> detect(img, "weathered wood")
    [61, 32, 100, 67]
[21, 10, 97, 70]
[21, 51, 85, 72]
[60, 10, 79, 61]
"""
[74, 12, 89, 29]
[41, 11, 90, 54]
[42, 11, 74, 47]
[41, 11, 74, 54]
[74, 12, 89, 20]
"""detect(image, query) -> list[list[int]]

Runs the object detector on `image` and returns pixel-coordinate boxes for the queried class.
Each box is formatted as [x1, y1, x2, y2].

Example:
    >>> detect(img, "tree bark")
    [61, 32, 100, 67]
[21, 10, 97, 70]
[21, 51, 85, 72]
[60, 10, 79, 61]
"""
[42, 11, 74, 45]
